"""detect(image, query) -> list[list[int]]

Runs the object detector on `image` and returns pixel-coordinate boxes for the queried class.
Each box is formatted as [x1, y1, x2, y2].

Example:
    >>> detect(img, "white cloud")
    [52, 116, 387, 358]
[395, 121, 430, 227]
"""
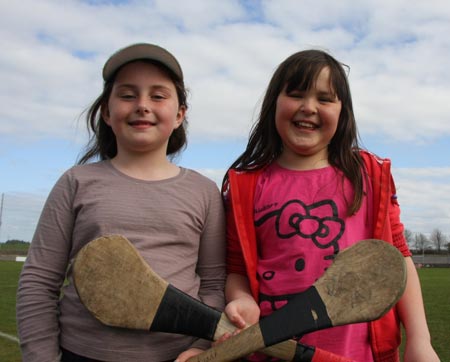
[1, 0, 449, 143]
[0, 192, 46, 243]
[394, 168, 450, 235]
[2, 1, 449, 142]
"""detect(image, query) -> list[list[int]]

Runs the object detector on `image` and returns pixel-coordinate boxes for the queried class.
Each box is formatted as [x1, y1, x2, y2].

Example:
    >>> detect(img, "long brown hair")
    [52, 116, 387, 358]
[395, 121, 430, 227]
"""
[225, 49, 365, 215]
[77, 59, 188, 164]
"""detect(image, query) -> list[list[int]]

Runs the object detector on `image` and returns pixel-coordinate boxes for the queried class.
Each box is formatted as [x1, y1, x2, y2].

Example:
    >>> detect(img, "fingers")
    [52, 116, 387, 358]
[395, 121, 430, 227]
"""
[174, 347, 204, 362]
[212, 328, 243, 347]
[224, 297, 260, 329]
[212, 332, 232, 346]
[228, 312, 247, 329]
[224, 303, 246, 328]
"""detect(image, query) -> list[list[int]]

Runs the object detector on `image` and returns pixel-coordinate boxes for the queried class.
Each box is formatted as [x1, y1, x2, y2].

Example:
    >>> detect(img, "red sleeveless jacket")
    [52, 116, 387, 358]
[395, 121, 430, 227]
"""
[224, 151, 411, 362]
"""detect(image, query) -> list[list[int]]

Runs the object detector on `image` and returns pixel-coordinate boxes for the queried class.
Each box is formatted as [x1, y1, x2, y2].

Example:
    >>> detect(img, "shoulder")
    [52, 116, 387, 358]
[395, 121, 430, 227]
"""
[44, 162, 109, 203]
[222, 168, 265, 200]
[180, 168, 222, 198]
[53, 161, 112, 189]
[227, 167, 265, 181]
[359, 149, 391, 167]
[183, 168, 219, 187]
[64, 161, 110, 176]
[179, 169, 225, 212]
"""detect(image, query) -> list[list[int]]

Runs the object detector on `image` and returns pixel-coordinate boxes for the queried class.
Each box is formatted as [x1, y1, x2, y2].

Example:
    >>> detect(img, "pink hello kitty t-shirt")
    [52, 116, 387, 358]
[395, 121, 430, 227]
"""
[253, 162, 374, 361]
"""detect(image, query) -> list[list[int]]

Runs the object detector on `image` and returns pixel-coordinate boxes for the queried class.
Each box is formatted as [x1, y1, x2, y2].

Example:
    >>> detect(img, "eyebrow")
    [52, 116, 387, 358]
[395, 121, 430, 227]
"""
[317, 90, 336, 96]
[114, 83, 173, 92]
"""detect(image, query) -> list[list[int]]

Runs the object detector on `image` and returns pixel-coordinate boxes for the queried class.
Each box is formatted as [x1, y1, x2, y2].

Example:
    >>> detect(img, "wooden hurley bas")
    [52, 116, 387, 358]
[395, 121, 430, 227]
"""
[73, 235, 406, 362]
[187, 238, 407, 362]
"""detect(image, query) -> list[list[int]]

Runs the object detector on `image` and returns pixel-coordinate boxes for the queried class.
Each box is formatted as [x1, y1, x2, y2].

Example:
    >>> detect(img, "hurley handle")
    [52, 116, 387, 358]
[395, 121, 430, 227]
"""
[215, 313, 352, 362]
[188, 324, 266, 362]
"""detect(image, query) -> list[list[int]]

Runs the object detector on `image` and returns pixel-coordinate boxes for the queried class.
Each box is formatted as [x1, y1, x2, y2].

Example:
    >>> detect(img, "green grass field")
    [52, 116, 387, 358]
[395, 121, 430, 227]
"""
[414, 268, 450, 359]
[1, 261, 449, 361]
[0, 262, 22, 362]
[0, 243, 29, 256]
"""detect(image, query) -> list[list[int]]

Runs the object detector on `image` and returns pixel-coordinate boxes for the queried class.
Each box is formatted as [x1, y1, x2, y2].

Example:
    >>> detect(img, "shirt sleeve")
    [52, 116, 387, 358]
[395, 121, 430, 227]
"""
[222, 178, 247, 276]
[389, 174, 411, 257]
[16, 171, 75, 362]
[192, 181, 227, 350]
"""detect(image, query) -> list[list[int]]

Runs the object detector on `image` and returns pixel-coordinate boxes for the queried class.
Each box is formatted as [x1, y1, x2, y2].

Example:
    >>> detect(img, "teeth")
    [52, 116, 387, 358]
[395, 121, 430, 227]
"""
[294, 121, 315, 129]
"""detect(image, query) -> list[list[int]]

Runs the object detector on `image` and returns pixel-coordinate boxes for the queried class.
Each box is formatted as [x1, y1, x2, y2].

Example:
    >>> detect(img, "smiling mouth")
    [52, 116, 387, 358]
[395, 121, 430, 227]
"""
[293, 121, 318, 130]
[128, 120, 156, 126]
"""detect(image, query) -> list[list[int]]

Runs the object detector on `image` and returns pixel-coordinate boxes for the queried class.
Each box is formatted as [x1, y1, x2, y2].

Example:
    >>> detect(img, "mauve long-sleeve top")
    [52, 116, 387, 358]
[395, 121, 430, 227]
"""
[16, 161, 226, 362]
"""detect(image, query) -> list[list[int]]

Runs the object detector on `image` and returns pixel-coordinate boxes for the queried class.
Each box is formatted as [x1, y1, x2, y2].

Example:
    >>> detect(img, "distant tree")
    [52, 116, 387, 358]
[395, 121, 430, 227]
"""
[5, 239, 29, 245]
[0, 239, 30, 256]
[404, 229, 415, 250]
[430, 229, 446, 253]
[414, 233, 429, 253]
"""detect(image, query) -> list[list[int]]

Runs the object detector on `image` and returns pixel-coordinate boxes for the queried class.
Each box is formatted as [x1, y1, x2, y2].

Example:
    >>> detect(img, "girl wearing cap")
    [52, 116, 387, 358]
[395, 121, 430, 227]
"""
[16, 43, 226, 362]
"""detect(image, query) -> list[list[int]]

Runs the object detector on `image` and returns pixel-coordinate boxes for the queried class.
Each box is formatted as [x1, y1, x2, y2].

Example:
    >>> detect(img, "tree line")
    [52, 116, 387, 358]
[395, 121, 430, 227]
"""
[404, 228, 450, 254]
[3, 229, 450, 255]
[3, 239, 30, 245]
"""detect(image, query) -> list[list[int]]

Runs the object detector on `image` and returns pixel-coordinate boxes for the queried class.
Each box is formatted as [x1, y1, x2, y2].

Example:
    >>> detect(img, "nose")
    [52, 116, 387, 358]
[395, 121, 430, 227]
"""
[300, 97, 317, 115]
[136, 97, 151, 114]
[137, 105, 150, 114]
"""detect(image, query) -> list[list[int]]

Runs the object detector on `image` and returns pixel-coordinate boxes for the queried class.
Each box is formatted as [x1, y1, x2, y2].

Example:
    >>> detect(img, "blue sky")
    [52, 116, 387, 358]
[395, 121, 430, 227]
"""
[1, 0, 450, 243]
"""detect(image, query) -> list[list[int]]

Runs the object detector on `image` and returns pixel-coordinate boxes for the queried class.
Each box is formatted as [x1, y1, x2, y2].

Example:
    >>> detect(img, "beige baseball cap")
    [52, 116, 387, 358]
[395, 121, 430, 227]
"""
[102, 43, 183, 81]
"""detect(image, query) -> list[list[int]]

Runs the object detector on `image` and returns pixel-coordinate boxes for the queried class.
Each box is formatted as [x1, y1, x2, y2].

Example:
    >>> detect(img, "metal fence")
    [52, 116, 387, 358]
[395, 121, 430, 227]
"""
[412, 255, 450, 268]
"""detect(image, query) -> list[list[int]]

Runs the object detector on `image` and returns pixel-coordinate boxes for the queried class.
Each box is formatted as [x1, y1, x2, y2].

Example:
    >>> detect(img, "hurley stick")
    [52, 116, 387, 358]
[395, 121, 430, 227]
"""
[73, 235, 351, 361]
[187, 238, 407, 362]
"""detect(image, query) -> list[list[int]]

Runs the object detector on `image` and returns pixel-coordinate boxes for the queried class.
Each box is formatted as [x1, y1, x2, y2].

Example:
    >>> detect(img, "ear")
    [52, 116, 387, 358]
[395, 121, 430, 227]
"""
[101, 105, 111, 126]
[174, 105, 186, 129]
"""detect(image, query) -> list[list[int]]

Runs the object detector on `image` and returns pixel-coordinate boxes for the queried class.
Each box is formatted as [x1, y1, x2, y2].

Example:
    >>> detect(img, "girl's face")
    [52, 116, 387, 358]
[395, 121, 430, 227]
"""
[275, 66, 342, 169]
[103, 61, 185, 157]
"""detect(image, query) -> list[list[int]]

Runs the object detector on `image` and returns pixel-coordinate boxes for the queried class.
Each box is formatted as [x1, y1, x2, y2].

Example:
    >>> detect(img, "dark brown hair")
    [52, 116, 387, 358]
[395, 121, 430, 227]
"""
[225, 49, 365, 215]
[77, 59, 188, 164]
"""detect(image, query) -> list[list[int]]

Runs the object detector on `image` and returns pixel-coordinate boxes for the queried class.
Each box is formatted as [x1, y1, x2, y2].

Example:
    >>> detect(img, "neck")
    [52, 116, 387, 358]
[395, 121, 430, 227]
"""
[111, 150, 179, 181]
[277, 149, 330, 171]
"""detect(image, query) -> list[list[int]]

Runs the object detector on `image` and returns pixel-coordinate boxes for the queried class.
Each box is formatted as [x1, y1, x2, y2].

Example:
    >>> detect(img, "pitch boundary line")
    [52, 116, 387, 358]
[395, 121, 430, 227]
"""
[0, 330, 19, 344]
